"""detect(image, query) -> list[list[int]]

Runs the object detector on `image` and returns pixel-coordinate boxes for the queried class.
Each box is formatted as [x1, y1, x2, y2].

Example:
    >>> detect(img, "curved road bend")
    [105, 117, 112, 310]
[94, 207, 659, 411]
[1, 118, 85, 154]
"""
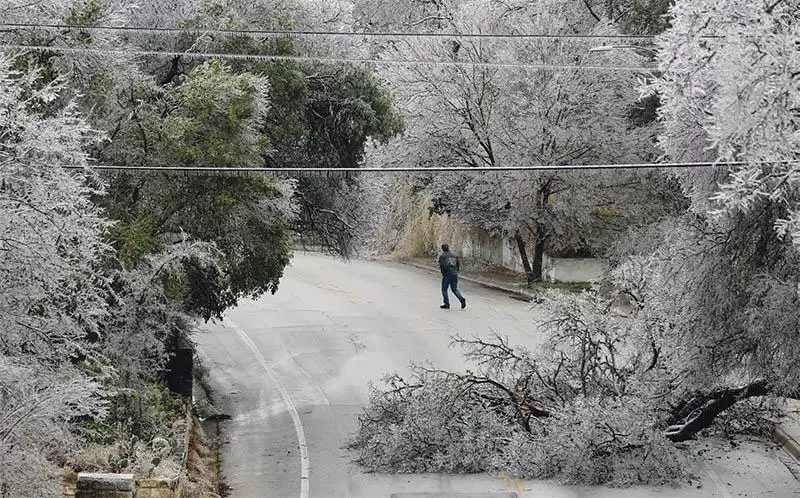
[194, 252, 799, 498]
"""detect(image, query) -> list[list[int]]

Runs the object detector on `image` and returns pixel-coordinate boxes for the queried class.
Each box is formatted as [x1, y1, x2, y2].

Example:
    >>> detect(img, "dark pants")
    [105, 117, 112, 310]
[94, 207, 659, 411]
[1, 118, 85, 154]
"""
[441, 274, 465, 306]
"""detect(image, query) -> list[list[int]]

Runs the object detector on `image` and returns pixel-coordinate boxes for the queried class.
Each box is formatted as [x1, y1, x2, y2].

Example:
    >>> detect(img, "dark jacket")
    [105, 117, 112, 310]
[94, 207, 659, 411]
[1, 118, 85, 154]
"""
[438, 251, 460, 276]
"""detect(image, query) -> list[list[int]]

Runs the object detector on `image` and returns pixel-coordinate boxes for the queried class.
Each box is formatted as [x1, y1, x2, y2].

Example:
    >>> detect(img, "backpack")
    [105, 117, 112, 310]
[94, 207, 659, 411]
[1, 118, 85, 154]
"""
[443, 253, 458, 273]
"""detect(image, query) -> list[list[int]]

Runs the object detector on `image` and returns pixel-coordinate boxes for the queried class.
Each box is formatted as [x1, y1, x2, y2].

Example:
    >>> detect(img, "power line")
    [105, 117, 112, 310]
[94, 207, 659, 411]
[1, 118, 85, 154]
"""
[0, 22, 677, 41]
[59, 160, 798, 175]
[0, 44, 658, 71]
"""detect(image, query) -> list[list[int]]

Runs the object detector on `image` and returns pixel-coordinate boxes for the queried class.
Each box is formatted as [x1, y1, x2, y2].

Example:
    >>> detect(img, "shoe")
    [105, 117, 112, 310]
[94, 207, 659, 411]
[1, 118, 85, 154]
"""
[440, 304, 450, 309]
[460, 299, 467, 309]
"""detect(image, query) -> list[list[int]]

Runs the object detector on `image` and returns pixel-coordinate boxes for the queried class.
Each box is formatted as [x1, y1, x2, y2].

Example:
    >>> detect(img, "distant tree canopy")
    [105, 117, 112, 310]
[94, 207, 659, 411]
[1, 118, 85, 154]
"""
[359, 0, 685, 281]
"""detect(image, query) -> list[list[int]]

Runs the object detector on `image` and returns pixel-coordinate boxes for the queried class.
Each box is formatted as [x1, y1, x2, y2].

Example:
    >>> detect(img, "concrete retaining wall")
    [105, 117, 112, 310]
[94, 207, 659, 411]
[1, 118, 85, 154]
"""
[456, 230, 606, 283]
[543, 255, 607, 283]
[74, 474, 134, 498]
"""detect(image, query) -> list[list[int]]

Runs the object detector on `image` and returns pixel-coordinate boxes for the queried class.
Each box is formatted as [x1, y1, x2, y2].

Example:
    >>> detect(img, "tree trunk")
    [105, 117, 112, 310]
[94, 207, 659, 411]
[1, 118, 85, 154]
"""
[526, 178, 553, 285]
[513, 230, 536, 285]
[665, 380, 771, 442]
[159, 56, 182, 86]
[531, 235, 546, 284]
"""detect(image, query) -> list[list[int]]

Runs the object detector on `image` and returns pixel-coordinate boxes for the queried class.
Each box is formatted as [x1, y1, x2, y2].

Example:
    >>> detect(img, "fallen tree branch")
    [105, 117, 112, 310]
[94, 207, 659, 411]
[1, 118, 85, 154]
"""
[665, 380, 772, 442]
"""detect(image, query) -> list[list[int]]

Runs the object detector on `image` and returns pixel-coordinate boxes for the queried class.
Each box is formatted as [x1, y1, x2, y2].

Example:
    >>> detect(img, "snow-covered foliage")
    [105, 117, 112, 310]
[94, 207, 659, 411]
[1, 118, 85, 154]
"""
[351, 293, 686, 485]
[649, 0, 800, 236]
[0, 51, 239, 493]
[0, 360, 106, 497]
[0, 55, 111, 496]
[355, 0, 799, 484]
[99, 239, 219, 383]
[0, 71, 111, 357]
[363, 0, 682, 279]
[615, 0, 800, 394]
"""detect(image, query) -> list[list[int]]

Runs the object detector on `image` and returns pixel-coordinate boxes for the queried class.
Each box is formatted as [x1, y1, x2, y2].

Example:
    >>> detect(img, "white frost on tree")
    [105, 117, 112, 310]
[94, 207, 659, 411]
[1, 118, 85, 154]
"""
[354, 0, 800, 482]
[0, 58, 112, 360]
[0, 56, 110, 497]
[650, 0, 800, 240]
[608, 0, 800, 440]
[368, 0, 676, 281]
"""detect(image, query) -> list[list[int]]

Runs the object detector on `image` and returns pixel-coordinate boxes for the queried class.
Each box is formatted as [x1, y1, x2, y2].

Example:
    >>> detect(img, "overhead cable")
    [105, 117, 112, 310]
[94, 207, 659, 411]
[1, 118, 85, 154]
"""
[58, 160, 799, 175]
[0, 22, 679, 41]
[0, 44, 658, 71]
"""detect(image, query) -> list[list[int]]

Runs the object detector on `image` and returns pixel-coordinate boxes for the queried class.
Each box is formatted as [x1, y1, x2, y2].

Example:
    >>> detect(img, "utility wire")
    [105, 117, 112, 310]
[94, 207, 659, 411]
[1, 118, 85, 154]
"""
[0, 44, 658, 71]
[0, 22, 679, 41]
[59, 160, 799, 175]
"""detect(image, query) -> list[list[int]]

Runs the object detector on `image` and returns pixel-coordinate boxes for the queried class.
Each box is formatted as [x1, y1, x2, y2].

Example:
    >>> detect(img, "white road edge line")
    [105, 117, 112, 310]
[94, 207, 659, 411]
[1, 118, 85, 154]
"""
[228, 318, 310, 498]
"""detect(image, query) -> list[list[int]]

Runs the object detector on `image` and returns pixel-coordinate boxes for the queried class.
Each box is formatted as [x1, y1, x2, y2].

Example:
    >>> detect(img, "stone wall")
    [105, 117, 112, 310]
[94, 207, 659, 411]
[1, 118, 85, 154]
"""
[63, 408, 221, 498]
[64, 474, 194, 498]
[136, 477, 182, 498]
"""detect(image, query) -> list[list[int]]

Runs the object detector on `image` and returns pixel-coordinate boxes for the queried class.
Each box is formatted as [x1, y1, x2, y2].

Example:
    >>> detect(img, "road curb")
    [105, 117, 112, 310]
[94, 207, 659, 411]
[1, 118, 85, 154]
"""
[401, 261, 535, 302]
[776, 425, 800, 462]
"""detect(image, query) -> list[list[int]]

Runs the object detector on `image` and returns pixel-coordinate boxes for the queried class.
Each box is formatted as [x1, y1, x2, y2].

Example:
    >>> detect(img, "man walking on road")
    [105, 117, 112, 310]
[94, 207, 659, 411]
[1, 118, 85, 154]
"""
[438, 244, 466, 309]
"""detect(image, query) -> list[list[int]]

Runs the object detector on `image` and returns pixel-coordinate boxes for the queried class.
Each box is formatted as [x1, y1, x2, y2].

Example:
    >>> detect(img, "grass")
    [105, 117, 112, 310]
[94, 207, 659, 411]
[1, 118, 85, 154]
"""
[530, 281, 592, 293]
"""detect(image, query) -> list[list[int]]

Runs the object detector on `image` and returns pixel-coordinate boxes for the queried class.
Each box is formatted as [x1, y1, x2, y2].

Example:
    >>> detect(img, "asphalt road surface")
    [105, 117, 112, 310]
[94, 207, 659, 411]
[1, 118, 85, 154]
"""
[195, 252, 799, 498]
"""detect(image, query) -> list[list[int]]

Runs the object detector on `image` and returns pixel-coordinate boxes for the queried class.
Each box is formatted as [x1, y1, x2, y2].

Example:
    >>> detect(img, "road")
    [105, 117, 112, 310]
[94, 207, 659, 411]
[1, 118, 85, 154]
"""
[195, 252, 799, 498]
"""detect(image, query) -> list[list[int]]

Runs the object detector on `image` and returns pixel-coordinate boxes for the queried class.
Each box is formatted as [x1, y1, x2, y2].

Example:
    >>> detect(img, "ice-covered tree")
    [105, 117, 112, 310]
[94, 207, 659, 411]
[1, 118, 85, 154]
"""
[91, 59, 299, 313]
[651, 0, 800, 241]
[0, 56, 110, 497]
[615, 0, 800, 439]
[353, 0, 800, 482]
[370, 0, 679, 280]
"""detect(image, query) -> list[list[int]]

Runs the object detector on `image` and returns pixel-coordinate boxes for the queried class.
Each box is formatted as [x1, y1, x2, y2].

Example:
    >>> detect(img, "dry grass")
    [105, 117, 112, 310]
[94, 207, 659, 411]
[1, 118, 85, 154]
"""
[389, 196, 469, 261]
